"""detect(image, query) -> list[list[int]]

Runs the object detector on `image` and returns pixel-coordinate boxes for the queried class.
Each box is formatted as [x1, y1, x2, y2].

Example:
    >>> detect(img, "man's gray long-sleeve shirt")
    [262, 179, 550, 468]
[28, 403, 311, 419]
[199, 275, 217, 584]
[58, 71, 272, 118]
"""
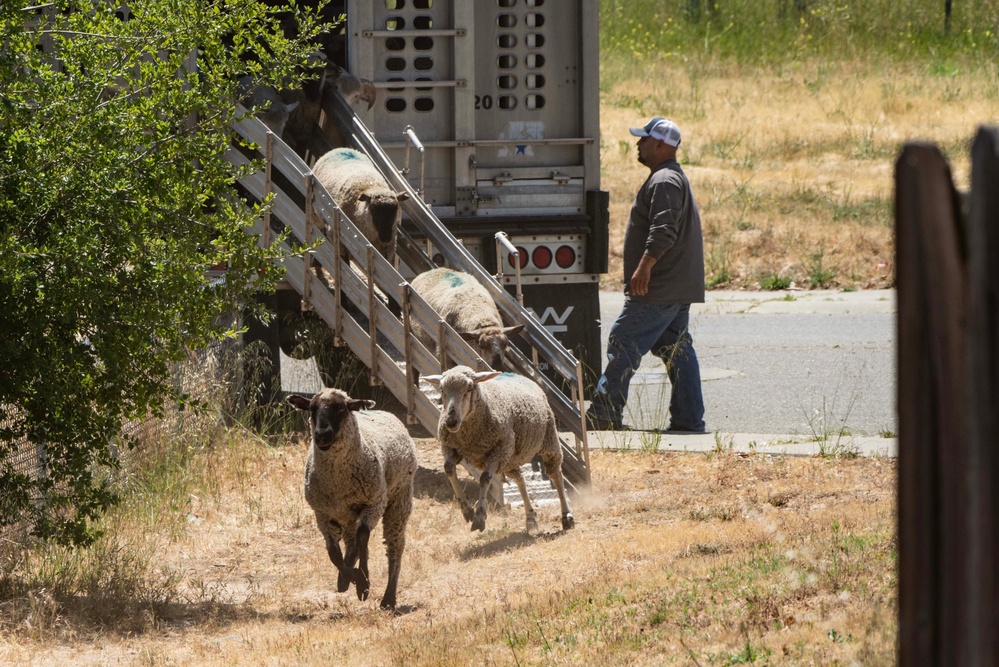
[622, 159, 705, 305]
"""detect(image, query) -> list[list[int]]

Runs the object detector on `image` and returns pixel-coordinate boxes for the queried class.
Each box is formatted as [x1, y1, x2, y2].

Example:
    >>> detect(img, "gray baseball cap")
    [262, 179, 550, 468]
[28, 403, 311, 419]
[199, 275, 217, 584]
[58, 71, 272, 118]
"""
[629, 117, 681, 147]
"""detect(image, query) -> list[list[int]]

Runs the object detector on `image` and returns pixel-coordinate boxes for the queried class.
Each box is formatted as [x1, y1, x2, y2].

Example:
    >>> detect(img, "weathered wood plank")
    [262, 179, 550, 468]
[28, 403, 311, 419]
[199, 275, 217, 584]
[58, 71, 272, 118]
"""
[965, 127, 999, 665]
[896, 142, 968, 666]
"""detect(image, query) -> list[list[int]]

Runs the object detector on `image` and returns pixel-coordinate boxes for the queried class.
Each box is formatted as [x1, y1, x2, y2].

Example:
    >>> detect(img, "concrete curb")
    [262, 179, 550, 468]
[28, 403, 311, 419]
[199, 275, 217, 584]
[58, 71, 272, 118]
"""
[574, 430, 897, 458]
[693, 289, 897, 315]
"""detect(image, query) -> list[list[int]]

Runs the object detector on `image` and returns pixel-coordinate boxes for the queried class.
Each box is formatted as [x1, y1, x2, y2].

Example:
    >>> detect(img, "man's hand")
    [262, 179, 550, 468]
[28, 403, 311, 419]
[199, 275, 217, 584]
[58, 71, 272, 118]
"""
[630, 253, 657, 296]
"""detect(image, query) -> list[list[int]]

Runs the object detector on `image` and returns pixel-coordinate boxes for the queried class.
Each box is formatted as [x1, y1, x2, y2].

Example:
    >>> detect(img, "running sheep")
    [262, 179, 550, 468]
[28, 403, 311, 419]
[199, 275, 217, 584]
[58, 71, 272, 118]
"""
[312, 148, 410, 265]
[410, 268, 524, 372]
[287, 388, 417, 610]
[423, 366, 575, 533]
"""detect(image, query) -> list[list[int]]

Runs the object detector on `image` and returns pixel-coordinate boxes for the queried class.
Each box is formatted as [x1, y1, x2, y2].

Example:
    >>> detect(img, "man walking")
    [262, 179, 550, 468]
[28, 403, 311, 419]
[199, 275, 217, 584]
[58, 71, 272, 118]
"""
[586, 117, 706, 433]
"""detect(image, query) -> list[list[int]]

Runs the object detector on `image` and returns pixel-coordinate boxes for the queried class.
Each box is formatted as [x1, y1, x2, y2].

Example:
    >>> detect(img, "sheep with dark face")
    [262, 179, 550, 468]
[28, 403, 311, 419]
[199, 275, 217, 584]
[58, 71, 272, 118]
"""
[281, 62, 376, 158]
[423, 366, 575, 533]
[312, 148, 409, 265]
[240, 60, 375, 159]
[287, 389, 417, 610]
[410, 268, 524, 372]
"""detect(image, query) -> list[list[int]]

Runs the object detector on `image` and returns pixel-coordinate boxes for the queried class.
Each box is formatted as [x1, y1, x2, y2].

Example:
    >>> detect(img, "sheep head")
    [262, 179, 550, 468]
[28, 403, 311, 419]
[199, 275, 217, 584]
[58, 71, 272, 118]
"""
[237, 76, 301, 137]
[359, 190, 411, 244]
[459, 324, 525, 370]
[287, 389, 375, 451]
[424, 366, 502, 433]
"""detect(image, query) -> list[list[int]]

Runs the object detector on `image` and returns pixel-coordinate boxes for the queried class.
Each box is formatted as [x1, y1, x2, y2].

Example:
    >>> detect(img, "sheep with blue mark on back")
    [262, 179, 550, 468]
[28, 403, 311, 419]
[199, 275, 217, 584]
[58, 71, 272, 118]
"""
[410, 267, 524, 372]
[423, 365, 575, 533]
[312, 148, 409, 265]
[287, 388, 417, 610]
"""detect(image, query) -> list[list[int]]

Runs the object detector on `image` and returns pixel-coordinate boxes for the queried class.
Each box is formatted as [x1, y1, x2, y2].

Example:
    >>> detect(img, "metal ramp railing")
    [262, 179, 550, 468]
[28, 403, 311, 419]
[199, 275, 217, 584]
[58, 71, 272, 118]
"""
[227, 102, 591, 486]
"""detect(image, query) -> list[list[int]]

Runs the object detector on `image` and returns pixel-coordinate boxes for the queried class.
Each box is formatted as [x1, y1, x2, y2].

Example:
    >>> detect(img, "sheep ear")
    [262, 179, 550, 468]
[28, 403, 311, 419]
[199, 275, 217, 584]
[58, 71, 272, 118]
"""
[502, 324, 525, 337]
[473, 371, 503, 384]
[423, 374, 443, 387]
[287, 394, 312, 410]
[396, 191, 411, 202]
[458, 330, 481, 343]
[359, 193, 372, 202]
[348, 399, 376, 412]
[360, 80, 376, 110]
[285, 100, 300, 112]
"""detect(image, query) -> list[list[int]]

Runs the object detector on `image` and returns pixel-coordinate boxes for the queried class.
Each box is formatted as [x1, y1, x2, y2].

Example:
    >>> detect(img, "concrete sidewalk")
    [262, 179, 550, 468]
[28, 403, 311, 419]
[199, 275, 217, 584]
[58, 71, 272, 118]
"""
[580, 429, 897, 458]
[691, 288, 896, 316]
[581, 288, 898, 458]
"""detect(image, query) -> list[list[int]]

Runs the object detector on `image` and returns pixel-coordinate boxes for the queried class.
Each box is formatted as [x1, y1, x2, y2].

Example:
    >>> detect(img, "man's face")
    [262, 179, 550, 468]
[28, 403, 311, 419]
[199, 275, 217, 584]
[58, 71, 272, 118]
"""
[636, 135, 658, 167]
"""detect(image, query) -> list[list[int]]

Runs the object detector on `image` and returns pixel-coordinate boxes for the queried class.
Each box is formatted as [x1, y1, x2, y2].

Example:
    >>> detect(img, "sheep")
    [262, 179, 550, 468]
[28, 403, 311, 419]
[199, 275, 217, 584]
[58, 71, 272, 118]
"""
[423, 366, 575, 533]
[240, 60, 375, 159]
[410, 268, 524, 372]
[281, 62, 376, 158]
[312, 148, 410, 266]
[287, 388, 418, 610]
[238, 75, 300, 137]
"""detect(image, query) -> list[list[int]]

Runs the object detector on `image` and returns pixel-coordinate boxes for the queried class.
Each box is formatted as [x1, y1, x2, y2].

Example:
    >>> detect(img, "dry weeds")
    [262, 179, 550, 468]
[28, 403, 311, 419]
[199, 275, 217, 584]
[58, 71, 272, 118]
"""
[601, 60, 999, 290]
[1, 434, 896, 666]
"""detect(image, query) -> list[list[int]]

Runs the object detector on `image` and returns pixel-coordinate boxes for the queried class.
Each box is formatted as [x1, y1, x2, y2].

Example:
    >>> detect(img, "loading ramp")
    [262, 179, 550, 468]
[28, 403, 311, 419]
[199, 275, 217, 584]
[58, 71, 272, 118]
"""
[226, 94, 592, 487]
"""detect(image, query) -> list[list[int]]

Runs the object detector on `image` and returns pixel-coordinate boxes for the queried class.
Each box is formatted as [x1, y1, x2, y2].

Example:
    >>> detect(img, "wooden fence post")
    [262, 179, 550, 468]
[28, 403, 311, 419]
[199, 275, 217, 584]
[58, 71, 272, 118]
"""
[896, 129, 999, 665]
[964, 127, 999, 665]
[896, 142, 969, 665]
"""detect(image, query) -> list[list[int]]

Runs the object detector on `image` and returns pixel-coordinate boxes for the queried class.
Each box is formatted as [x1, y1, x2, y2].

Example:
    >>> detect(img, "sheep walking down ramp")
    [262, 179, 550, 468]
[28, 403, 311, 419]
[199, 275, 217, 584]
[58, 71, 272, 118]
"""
[239, 61, 375, 159]
[410, 267, 524, 372]
[424, 366, 575, 533]
[312, 148, 410, 265]
[288, 389, 417, 610]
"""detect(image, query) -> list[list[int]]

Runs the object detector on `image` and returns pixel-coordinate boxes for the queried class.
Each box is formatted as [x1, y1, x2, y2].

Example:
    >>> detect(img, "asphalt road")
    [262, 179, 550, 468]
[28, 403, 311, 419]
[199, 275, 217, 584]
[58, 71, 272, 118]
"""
[279, 288, 898, 441]
[597, 290, 897, 438]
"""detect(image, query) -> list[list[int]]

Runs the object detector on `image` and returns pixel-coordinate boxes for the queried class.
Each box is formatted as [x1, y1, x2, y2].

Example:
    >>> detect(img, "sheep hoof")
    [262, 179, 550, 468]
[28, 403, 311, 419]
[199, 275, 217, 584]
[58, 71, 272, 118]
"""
[561, 513, 575, 531]
[460, 505, 476, 523]
[353, 568, 370, 601]
[471, 515, 486, 532]
[525, 513, 538, 533]
[336, 570, 352, 593]
[380, 595, 396, 610]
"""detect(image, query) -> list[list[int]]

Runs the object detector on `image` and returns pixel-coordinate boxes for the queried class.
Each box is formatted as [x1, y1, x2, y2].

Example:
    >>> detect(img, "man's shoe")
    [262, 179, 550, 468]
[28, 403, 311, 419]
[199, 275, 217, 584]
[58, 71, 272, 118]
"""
[586, 414, 628, 431]
[665, 424, 707, 434]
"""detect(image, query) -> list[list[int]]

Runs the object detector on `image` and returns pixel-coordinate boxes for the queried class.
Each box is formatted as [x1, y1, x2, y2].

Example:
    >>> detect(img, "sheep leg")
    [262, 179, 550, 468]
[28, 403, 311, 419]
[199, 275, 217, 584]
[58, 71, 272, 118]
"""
[339, 534, 358, 593]
[353, 523, 371, 602]
[380, 493, 413, 610]
[322, 519, 353, 592]
[541, 454, 575, 531]
[443, 449, 476, 523]
[472, 464, 502, 532]
[506, 468, 538, 532]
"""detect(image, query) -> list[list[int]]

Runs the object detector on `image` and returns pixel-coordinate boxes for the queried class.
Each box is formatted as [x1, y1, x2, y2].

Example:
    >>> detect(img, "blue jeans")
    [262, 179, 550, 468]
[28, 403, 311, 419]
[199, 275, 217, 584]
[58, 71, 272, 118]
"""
[589, 301, 705, 430]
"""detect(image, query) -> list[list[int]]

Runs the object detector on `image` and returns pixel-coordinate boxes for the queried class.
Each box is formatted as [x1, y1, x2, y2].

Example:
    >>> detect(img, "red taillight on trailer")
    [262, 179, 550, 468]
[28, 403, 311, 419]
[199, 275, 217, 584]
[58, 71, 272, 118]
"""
[555, 245, 576, 269]
[508, 246, 528, 268]
[532, 245, 553, 269]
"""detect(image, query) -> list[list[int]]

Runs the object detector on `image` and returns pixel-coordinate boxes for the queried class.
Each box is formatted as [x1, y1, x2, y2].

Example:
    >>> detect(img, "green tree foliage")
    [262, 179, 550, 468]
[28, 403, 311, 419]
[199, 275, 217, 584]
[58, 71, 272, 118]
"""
[0, 1, 328, 546]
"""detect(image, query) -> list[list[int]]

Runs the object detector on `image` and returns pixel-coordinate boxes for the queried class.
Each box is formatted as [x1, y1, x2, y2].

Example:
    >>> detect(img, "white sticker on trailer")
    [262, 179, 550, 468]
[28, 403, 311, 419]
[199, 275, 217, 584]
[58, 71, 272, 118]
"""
[497, 121, 545, 157]
[530, 305, 575, 334]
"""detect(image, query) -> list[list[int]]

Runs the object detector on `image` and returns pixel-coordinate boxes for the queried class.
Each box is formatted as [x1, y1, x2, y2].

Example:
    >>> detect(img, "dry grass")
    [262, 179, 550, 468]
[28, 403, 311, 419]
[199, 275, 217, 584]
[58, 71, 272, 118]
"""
[600, 59, 999, 290]
[1, 433, 896, 666]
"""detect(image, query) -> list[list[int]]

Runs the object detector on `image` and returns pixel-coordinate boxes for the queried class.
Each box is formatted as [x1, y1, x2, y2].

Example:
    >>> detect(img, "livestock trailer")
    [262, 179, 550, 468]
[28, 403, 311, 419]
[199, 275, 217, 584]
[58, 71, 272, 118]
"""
[339, 0, 607, 391]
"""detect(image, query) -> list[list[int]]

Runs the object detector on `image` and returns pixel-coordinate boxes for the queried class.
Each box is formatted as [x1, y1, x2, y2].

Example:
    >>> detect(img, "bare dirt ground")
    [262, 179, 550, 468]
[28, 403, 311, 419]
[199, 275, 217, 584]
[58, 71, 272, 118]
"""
[2, 436, 896, 666]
